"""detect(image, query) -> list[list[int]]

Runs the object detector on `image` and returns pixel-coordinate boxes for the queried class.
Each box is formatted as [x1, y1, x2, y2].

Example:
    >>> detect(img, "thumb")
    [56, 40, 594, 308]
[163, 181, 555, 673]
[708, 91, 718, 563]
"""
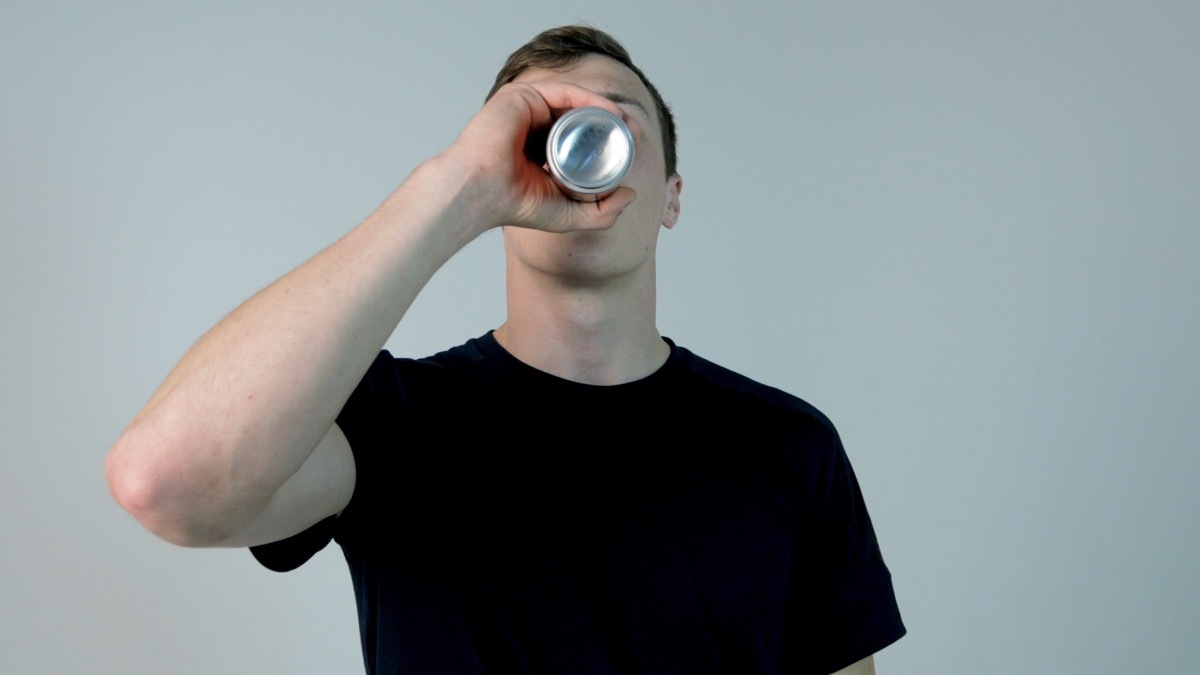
[574, 186, 638, 231]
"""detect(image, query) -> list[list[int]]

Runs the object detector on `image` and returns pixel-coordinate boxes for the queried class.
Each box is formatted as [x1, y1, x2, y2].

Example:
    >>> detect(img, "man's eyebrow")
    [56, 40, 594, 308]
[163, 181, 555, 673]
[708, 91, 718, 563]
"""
[602, 92, 652, 120]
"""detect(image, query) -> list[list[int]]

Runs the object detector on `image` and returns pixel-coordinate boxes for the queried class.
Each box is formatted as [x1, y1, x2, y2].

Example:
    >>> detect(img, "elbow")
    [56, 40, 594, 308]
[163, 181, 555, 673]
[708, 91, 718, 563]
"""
[105, 428, 235, 548]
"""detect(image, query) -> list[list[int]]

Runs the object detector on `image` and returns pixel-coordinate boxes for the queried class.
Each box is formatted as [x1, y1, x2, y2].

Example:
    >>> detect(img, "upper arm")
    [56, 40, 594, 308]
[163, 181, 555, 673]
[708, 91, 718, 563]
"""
[215, 423, 356, 548]
[830, 655, 876, 675]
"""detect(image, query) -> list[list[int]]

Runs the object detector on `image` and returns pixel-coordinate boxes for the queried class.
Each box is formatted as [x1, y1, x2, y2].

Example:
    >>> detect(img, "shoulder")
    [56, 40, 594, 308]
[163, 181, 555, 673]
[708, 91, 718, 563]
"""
[339, 337, 495, 429]
[670, 343, 839, 438]
[360, 335, 494, 387]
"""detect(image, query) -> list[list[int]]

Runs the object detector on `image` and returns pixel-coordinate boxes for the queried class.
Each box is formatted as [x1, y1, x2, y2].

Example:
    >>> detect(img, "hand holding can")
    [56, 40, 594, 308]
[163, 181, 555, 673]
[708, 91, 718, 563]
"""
[545, 107, 635, 202]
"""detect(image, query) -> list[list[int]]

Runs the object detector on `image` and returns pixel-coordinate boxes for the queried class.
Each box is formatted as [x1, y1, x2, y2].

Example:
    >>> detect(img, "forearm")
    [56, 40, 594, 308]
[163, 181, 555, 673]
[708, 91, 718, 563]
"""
[107, 81, 637, 546]
[107, 156, 485, 544]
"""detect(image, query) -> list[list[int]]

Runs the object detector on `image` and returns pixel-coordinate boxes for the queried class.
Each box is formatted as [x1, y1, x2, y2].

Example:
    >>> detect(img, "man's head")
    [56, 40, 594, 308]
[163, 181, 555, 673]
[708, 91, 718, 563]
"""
[487, 25, 678, 179]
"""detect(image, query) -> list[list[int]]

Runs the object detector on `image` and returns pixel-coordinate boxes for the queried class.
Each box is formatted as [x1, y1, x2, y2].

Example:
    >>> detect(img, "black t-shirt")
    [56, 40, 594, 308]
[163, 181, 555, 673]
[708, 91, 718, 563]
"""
[252, 333, 905, 674]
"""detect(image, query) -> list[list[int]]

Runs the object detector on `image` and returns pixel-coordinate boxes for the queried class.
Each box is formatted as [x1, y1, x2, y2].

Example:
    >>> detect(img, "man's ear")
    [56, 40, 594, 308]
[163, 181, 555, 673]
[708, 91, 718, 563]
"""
[662, 175, 683, 229]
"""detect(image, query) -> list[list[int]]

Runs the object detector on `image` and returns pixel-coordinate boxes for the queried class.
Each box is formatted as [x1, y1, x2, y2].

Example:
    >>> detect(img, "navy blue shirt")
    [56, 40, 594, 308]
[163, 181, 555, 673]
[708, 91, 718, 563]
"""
[253, 333, 905, 674]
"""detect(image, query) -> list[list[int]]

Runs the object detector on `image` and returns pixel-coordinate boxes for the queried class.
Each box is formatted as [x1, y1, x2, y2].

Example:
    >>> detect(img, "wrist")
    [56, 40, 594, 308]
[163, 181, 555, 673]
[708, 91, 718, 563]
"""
[367, 153, 499, 261]
[420, 149, 512, 237]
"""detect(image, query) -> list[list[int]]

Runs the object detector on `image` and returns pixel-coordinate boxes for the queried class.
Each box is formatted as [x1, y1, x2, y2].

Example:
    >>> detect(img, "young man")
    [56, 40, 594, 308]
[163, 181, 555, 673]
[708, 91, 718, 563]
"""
[106, 25, 905, 675]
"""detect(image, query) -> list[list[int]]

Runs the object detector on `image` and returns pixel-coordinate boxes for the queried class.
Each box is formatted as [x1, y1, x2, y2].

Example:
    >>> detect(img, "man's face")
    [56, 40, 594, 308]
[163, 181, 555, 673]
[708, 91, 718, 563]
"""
[505, 54, 682, 286]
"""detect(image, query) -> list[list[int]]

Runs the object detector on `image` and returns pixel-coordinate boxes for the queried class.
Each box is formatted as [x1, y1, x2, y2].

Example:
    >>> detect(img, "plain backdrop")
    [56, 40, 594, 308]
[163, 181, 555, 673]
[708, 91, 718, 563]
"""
[2, 1, 1197, 673]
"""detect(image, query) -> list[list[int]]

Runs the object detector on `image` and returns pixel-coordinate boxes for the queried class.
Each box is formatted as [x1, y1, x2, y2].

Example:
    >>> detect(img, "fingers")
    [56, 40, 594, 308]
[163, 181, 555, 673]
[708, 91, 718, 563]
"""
[447, 81, 640, 233]
[466, 81, 632, 159]
[504, 81, 630, 130]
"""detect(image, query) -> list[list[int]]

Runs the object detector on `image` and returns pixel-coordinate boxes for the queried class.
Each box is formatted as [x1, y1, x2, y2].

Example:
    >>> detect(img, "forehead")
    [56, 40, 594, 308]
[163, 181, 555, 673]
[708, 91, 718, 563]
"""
[511, 54, 656, 122]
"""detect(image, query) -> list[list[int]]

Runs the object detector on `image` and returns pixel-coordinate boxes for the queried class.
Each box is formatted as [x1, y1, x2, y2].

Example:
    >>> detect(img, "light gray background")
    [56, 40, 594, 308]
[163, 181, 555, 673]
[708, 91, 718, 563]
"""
[3, 1, 1197, 673]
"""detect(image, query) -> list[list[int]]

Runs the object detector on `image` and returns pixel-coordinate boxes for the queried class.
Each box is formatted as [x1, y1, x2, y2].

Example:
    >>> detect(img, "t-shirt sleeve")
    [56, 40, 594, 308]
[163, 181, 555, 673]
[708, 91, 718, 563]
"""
[789, 425, 906, 673]
[250, 515, 338, 572]
[248, 350, 399, 571]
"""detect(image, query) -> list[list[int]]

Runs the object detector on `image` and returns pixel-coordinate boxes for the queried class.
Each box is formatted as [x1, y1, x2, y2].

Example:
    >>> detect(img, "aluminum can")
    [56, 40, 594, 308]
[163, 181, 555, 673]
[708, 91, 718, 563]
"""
[545, 106, 634, 201]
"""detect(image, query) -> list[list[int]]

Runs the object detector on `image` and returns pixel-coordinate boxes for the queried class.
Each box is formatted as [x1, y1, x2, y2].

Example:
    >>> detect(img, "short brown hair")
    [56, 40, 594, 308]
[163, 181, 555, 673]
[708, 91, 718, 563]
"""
[487, 25, 678, 178]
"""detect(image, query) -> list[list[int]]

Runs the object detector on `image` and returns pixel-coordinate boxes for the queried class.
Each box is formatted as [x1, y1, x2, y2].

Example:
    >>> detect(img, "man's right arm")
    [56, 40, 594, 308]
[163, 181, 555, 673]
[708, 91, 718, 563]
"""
[104, 82, 637, 548]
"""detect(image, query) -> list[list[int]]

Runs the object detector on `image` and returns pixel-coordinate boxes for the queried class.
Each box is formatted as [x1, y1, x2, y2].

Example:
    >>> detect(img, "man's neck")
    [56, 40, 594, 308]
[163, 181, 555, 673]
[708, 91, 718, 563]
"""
[494, 266, 669, 386]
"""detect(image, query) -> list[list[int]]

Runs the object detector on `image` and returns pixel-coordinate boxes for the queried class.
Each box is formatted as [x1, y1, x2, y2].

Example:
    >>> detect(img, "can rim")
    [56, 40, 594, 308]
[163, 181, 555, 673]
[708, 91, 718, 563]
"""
[545, 107, 635, 193]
